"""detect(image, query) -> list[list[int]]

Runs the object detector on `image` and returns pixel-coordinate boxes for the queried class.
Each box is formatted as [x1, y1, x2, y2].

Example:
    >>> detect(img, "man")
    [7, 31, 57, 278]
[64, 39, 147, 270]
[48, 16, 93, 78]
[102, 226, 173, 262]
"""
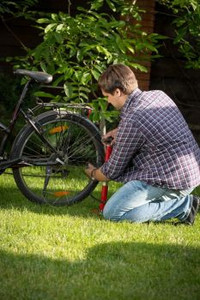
[85, 64, 200, 225]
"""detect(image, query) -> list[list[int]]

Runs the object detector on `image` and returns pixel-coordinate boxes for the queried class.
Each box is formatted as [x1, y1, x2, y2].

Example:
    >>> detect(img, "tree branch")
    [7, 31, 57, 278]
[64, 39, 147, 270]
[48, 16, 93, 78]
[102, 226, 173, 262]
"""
[1, 16, 29, 52]
[67, 0, 71, 15]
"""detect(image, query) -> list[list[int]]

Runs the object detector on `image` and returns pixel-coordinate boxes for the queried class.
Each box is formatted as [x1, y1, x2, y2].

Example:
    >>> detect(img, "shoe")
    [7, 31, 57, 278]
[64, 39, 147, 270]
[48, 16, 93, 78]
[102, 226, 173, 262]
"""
[175, 195, 200, 226]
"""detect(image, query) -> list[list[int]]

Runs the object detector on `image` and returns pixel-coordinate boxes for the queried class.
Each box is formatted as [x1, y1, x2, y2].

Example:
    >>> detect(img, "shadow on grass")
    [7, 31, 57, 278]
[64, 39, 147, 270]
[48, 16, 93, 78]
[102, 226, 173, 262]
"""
[0, 242, 199, 299]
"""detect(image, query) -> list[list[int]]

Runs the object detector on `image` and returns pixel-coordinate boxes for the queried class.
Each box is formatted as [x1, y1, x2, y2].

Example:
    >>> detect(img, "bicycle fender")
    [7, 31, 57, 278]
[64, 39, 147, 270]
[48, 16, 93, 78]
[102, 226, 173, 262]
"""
[10, 110, 102, 158]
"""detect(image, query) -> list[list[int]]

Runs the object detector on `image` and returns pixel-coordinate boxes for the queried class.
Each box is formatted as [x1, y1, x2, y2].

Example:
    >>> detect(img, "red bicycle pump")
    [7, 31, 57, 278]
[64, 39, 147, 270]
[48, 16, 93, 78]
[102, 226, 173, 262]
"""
[99, 141, 112, 212]
[86, 109, 113, 213]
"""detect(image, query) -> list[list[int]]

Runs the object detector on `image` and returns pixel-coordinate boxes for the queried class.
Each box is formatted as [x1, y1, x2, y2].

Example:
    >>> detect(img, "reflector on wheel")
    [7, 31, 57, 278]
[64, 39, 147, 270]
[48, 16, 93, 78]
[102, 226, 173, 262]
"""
[49, 125, 68, 134]
[53, 191, 70, 197]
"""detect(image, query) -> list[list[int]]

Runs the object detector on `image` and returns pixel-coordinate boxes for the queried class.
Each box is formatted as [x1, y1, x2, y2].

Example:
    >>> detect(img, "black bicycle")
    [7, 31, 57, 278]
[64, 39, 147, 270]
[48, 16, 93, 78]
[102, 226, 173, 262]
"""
[0, 69, 104, 206]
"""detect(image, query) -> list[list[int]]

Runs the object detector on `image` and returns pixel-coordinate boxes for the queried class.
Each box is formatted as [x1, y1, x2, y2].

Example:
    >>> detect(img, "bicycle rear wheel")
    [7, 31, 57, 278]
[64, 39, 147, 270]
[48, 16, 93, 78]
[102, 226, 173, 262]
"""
[11, 111, 104, 206]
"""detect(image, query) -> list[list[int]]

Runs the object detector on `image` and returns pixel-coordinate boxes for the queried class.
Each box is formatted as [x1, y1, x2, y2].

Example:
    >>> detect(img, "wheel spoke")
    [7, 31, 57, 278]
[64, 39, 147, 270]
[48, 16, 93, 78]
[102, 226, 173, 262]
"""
[12, 113, 104, 206]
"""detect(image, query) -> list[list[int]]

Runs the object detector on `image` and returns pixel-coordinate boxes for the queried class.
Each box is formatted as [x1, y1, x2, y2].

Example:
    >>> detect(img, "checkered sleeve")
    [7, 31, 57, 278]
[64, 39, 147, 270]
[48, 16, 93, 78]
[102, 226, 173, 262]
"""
[101, 118, 144, 180]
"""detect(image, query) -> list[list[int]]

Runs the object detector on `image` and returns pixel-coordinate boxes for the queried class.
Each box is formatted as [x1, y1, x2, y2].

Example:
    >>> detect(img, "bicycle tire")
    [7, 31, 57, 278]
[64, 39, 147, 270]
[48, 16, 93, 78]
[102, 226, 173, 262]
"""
[11, 110, 104, 206]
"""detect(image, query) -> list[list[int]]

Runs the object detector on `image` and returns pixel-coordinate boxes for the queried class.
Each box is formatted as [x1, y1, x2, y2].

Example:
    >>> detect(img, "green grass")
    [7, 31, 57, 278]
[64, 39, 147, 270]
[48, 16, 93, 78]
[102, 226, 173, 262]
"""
[0, 172, 200, 300]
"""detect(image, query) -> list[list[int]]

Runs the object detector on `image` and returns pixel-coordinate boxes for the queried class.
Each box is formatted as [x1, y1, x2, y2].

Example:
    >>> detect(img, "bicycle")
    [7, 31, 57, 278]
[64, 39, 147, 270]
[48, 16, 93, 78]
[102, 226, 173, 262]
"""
[0, 69, 105, 206]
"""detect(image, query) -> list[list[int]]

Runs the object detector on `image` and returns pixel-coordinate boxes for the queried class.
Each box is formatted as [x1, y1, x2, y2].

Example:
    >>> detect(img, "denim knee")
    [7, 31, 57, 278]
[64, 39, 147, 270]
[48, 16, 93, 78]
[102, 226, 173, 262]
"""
[103, 204, 116, 221]
[103, 206, 111, 220]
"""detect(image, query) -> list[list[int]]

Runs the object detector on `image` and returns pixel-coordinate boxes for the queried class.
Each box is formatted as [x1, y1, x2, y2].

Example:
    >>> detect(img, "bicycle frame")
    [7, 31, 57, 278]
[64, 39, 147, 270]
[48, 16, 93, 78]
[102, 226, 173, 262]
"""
[0, 69, 111, 209]
[0, 79, 64, 171]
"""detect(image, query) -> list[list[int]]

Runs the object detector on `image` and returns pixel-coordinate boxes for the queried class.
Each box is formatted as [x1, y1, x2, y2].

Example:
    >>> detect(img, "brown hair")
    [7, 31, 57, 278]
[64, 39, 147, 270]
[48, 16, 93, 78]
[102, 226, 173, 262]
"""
[98, 64, 138, 95]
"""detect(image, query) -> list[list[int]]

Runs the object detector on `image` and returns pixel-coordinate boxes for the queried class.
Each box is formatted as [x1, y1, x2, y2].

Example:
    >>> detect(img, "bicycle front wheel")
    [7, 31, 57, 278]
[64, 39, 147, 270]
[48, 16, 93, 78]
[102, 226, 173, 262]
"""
[11, 111, 104, 206]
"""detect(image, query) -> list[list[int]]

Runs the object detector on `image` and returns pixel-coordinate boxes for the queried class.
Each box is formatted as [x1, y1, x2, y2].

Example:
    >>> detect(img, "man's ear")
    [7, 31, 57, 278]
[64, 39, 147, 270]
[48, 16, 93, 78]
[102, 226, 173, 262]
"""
[114, 88, 122, 97]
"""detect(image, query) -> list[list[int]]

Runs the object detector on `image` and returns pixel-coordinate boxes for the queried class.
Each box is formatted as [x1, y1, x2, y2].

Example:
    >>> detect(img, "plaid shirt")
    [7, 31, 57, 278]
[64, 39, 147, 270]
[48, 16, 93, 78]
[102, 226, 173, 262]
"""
[101, 88, 200, 190]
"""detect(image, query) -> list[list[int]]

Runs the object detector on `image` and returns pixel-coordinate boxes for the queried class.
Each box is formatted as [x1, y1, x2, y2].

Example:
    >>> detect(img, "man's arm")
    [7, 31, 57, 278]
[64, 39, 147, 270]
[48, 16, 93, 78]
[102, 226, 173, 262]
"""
[84, 128, 118, 181]
[85, 163, 109, 182]
[85, 120, 144, 182]
[101, 119, 144, 180]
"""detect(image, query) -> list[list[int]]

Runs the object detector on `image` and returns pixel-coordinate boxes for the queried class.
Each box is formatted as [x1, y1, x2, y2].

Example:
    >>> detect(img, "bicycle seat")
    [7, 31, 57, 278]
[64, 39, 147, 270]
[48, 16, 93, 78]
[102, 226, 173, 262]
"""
[14, 69, 53, 84]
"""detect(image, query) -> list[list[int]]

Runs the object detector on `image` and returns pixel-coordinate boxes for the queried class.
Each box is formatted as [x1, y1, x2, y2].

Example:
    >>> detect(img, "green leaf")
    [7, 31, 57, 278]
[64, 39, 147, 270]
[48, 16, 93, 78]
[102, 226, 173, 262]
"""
[52, 75, 64, 87]
[91, 111, 100, 122]
[51, 13, 58, 21]
[79, 92, 89, 100]
[44, 23, 57, 33]
[90, 0, 104, 10]
[54, 33, 62, 43]
[40, 62, 47, 72]
[81, 72, 92, 85]
[56, 24, 64, 31]
[64, 83, 73, 98]
[105, 0, 117, 12]
[79, 86, 90, 93]
[91, 101, 99, 110]
[96, 46, 112, 58]
[91, 69, 100, 80]
[99, 98, 108, 111]
[34, 91, 55, 98]
[129, 63, 147, 72]
[37, 18, 50, 24]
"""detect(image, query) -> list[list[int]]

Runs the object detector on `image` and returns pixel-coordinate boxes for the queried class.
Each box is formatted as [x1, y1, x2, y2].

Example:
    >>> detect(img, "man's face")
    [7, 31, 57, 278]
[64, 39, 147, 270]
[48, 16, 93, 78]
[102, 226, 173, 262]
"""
[101, 89, 124, 110]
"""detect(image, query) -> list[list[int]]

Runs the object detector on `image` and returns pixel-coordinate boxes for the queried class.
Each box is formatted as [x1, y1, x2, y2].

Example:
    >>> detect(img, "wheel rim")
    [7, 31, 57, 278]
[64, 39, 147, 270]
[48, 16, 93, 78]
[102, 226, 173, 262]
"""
[15, 116, 103, 205]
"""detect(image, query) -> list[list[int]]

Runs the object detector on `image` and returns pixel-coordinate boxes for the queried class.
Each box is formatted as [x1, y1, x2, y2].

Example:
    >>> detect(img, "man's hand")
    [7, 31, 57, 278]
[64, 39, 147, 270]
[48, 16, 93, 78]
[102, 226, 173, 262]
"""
[85, 163, 96, 179]
[84, 163, 109, 182]
[102, 128, 118, 146]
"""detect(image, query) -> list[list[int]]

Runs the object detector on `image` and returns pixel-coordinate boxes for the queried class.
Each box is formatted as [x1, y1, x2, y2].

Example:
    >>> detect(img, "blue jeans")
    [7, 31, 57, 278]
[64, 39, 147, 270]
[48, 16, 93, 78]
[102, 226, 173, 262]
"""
[103, 180, 193, 223]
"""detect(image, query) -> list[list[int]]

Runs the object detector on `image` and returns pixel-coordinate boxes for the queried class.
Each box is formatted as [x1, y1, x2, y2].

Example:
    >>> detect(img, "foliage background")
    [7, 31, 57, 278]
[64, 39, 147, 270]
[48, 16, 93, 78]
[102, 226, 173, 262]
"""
[0, 0, 199, 139]
[159, 0, 200, 70]
[2, 0, 164, 124]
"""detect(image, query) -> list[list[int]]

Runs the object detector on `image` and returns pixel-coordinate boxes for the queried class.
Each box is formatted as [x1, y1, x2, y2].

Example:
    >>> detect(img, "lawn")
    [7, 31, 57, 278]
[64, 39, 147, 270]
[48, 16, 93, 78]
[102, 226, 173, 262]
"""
[0, 172, 199, 300]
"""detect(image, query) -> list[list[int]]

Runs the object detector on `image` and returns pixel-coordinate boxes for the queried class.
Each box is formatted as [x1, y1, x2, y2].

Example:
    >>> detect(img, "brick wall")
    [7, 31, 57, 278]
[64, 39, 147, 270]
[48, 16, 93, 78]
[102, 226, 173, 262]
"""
[133, 0, 156, 90]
